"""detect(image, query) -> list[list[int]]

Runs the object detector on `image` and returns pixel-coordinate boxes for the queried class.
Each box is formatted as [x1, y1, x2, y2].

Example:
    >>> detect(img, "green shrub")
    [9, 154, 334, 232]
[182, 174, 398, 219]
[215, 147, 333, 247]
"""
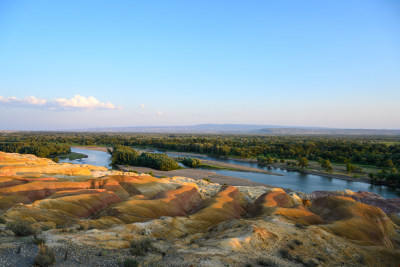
[304, 259, 319, 267]
[203, 178, 210, 183]
[182, 157, 202, 168]
[33, 235, 46, 245]
[279, 248, 291, 259]
[33, 244, 55, 267]
[121, 258, 139, 267]
[355, 254, 365, 264]
[294, 223, 306, 229]
[0, 216, 6, 224]
[293, 239, 303, 245]
[130, 238, 154, 256]
[287, 243, 295, 250]
[257, 257, 281, 267]
[6, 220, 36, 236]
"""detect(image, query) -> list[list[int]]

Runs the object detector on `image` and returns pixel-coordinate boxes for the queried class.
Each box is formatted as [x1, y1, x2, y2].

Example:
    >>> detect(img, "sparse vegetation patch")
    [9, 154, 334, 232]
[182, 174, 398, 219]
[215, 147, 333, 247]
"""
[130, 238, 154, 256]
[33, 244, 55, 267]
[6, 220, 36, 236]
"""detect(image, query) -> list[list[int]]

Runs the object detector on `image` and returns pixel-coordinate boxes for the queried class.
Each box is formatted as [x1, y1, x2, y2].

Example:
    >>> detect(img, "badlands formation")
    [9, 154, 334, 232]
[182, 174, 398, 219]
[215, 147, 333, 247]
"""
[0, 151, 399, 266]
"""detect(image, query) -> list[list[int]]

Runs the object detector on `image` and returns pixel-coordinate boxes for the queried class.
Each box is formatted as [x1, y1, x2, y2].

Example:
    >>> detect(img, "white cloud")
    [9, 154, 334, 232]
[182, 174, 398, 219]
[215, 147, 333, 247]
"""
[0, 96, 47, 107]
[54, 95, 119, 110]
[0, 95, 121, 110]
[140, 104, 145, 108]
[157, 110, 163, 115]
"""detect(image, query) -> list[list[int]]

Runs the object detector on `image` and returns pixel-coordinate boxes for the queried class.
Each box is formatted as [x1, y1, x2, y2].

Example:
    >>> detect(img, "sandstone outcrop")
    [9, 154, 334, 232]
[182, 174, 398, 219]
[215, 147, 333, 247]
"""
[0, 151, 107, 176]
[101, 185, 202, 223]
[249, 188, 324, 225]
[310, 196, 398, 248]
[301, 189, 400, 216]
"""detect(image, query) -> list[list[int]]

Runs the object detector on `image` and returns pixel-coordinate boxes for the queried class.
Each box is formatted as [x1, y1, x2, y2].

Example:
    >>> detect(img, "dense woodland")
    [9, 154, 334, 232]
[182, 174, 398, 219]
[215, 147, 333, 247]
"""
[0, 140, 70, 158]
[1, 132, 399, 185]
[111, 145, 179, 171]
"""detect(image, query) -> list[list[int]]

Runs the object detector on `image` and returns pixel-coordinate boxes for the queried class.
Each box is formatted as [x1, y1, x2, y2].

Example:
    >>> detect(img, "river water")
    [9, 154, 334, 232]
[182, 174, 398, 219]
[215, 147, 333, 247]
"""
[59, 148, 112, 168]
[62, 147, 400, 198]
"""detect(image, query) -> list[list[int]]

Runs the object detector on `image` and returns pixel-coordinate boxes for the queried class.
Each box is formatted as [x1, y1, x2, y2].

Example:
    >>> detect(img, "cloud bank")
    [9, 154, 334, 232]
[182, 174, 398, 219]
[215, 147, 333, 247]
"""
[0, 95, 121, 110]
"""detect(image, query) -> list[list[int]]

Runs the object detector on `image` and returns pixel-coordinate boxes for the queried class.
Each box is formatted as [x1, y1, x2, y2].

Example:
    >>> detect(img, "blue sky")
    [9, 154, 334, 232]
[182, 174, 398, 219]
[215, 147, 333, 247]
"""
[0, 0, 399, 130]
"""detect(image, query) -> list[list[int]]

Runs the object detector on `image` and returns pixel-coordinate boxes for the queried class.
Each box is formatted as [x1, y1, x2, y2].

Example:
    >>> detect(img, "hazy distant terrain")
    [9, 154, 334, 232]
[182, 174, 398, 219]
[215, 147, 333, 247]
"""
[66, 124, 400, 135]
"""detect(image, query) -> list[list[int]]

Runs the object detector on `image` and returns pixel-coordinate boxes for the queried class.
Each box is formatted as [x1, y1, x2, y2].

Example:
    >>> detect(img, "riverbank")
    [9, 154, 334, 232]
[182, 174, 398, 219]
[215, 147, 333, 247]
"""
[117, 165, 286, 190]
[69, 146, 399, 198]
[74, 146, 374, 185]
[187, 159, 282, 176]
[72, 146, 112, 152]
[282, 166, 371, 183]
[136, 148, 376, 185]
[231, 158, 374, 184]
[57, 152, 88, 160]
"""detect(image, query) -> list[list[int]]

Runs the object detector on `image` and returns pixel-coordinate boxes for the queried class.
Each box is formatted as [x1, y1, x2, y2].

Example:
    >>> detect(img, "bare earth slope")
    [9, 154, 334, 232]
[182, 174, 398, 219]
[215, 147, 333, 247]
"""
[0, 152, 399, 266]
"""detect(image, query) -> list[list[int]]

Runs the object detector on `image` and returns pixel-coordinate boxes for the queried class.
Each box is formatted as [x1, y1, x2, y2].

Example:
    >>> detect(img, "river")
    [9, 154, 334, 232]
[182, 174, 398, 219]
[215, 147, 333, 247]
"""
[62, 147, 400, 198]
[59, 148, 112, 168]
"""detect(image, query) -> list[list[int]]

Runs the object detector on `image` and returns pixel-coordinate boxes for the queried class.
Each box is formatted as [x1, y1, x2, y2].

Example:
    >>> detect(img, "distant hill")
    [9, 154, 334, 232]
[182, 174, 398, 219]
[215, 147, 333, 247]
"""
[67, 124, 400, 135]
[75, 124, 280, 133]
[253, 128, 400, 136]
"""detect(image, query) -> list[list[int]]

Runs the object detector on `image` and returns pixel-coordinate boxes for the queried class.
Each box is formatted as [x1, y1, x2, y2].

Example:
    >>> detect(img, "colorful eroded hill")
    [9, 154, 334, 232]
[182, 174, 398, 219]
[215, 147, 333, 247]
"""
[0, 151, 399, 266]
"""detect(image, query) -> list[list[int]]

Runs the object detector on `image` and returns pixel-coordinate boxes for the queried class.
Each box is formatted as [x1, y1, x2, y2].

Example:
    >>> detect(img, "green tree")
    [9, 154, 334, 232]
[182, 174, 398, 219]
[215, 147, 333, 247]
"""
[257, 155, 267, 164]
[320, 159, 333, 172]
[346, 162, 356, 173]
[111, 145, 139, 166]
[383, 159, 394, 168]
[297, 157, 308, 168]
[182, 157, 202, 168]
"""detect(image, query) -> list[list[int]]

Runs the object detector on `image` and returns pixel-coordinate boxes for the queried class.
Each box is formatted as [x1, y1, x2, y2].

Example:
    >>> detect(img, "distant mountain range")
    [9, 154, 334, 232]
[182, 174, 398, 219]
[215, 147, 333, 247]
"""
[67, 124, 400, 135]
